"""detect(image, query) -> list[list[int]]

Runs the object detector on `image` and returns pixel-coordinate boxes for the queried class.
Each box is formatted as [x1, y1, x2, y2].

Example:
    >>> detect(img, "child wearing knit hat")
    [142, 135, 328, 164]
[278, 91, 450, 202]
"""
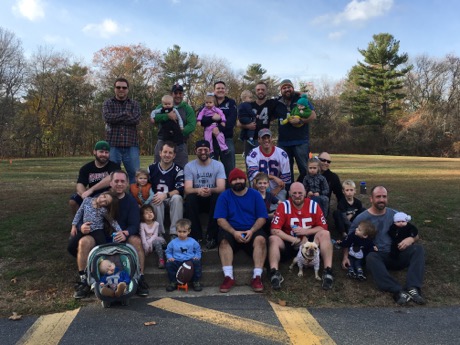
[388, 212, 419, 259]
[281, 94, 312, 127]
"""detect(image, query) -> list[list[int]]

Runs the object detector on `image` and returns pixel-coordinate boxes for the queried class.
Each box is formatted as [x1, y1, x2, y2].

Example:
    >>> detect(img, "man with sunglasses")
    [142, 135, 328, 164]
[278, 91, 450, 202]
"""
[103, 78, 141, 184]
[317, 152, 344, 204]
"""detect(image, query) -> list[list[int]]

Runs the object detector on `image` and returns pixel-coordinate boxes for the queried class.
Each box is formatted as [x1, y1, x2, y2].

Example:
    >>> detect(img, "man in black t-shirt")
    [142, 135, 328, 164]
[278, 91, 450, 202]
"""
[69, 141, 120, 215]
[237, 81, 283, 157]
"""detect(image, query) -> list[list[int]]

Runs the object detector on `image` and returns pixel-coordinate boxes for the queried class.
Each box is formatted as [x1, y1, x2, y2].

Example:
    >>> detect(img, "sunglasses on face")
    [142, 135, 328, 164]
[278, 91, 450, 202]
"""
[115, 86, 128, 90]
[318, 158, 332, 164]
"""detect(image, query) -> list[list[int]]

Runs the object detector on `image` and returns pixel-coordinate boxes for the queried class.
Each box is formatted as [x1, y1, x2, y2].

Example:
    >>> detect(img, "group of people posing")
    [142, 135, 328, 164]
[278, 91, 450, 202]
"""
[67, 78, 426, 306]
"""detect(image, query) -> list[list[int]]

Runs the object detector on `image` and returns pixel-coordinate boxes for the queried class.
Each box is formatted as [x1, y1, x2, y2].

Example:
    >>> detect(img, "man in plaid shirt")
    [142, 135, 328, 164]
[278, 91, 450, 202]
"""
[103, 78, 141, 183]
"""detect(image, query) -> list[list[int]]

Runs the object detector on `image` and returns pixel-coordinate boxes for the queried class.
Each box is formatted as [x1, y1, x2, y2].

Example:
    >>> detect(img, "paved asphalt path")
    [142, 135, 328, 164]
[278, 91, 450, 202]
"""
[2, 289, 459, 345]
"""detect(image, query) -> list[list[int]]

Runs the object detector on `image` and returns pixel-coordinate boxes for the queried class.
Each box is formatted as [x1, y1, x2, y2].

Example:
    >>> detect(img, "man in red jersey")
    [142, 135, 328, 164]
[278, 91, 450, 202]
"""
[269, 182, 334, 290]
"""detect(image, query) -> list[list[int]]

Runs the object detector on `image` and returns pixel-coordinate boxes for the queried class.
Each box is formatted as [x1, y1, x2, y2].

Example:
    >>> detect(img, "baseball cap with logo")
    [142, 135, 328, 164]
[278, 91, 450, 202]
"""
[94, 141, 110, 151]
[171, 84, 184, 93]
[195, 140, 210, 149]
[258, 128, 272, 138]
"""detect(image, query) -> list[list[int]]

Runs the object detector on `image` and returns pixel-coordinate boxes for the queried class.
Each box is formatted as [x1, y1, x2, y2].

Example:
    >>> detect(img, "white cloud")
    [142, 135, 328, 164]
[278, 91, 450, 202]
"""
[12, 0, 45, 21]
[340, 0, 393, 23]
[328, 31, 345, 40]
[82, 19, 129, 38]
[313, 0, 393, 25]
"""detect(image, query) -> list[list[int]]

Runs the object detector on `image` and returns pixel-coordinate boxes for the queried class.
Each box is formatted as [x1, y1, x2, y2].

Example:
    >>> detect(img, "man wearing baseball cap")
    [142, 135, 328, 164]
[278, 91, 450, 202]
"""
[153, 83, 196, 168]
[277, 79, 317, 183]
[246, 128, 291, 202]
[183, 140, 226, 249]
[214, 168, 268, 293]
[68, 140, 120, 216]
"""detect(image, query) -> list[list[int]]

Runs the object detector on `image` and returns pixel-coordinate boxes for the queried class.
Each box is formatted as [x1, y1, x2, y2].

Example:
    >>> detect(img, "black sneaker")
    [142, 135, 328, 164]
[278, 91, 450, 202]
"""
[192, 281, 202, 292]
[270, 269, 284, 290]
[407, 287, 426, 305]
[166, 282, 177, 292]
[73, 282, 90, 299]
[347, 269, 357, 279]
[356, 273, 367, 281]
[136, 275, 149, 297]
[394, 291, 412, 305]
[322, 267, 334, 290]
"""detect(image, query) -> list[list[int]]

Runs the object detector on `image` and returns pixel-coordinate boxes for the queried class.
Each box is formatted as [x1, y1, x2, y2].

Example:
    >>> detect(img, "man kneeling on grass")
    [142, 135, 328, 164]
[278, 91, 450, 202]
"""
[343, 186, 426, 306]
[269, 182, 334, 290]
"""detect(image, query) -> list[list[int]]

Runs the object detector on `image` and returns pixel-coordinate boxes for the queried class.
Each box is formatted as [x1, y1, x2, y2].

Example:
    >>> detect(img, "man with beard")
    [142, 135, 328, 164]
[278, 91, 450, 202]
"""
[344, 186, 426, 306]
[237, 81, 284, 156]
[269, 182, 334, 291]
[184, 140, 226, 248]
[70, 170, 149, 299]
[214, 168, 268, 293]
[277, 79, 317, 183]
[69, 141, 120, 215]
[103, 78, 141, 184]
[148, 141, 184, 238]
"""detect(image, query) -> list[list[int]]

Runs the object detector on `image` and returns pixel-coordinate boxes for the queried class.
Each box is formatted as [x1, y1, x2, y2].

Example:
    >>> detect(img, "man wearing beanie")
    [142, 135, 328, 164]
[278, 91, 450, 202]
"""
[68, 140, 120, 216]
[184, 140, 226, 249]
[214, 168, 268, 293]
[277, 79, 317, 183]
[345, 186, 426, 306]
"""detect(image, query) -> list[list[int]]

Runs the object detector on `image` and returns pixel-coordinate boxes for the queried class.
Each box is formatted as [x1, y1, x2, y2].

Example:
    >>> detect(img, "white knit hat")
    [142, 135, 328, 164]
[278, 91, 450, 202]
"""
[394, 212, 411, 223]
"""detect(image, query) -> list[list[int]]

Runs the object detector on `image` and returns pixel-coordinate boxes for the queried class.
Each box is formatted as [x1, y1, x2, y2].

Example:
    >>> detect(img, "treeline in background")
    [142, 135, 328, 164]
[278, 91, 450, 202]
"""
[1, 28, 459, 158]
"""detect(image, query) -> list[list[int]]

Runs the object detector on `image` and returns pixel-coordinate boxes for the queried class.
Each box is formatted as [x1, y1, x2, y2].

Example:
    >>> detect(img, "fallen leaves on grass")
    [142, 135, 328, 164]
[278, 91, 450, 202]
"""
[144, 321, 157, 326]
[278, 299, 287, 306]
[25, 290, 40, 296]
[9, 312, 22, 321]
[10, 277, 17, 284]
[424, 220, 432, 223]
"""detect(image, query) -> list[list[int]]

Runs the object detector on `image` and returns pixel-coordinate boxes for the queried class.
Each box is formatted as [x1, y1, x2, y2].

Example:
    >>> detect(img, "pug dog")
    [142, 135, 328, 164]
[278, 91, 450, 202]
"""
[289, 241, 321, 280]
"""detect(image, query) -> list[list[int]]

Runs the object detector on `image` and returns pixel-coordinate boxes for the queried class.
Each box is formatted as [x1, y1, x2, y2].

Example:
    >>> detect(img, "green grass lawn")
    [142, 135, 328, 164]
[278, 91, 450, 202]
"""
[0, 154, 459, 316]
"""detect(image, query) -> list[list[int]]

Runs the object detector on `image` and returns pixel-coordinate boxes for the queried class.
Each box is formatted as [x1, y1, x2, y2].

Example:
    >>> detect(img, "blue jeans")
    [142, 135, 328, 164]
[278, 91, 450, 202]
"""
[109, 146, 140, 184]
[279, 142, 309, 184]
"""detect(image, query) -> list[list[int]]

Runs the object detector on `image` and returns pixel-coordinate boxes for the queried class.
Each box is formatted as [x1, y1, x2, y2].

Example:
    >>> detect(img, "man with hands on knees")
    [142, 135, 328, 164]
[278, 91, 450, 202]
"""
[214, 168, 268, 293]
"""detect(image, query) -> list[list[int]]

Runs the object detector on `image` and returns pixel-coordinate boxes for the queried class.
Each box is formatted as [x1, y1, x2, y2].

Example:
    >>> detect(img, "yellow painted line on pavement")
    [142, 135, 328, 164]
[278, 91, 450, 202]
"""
[150, 298, 289, 343]
[270, 301, 336, 345]
[16, 308, 80, 345]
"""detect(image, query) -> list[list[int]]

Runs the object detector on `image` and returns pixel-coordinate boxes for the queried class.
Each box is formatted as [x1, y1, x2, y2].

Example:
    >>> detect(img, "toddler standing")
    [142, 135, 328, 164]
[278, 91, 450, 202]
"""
[139, 205, 166, 268]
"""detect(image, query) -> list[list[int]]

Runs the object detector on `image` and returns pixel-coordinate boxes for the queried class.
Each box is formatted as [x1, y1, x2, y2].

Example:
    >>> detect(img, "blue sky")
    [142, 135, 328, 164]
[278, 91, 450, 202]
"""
[2, 0, 459, 85]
